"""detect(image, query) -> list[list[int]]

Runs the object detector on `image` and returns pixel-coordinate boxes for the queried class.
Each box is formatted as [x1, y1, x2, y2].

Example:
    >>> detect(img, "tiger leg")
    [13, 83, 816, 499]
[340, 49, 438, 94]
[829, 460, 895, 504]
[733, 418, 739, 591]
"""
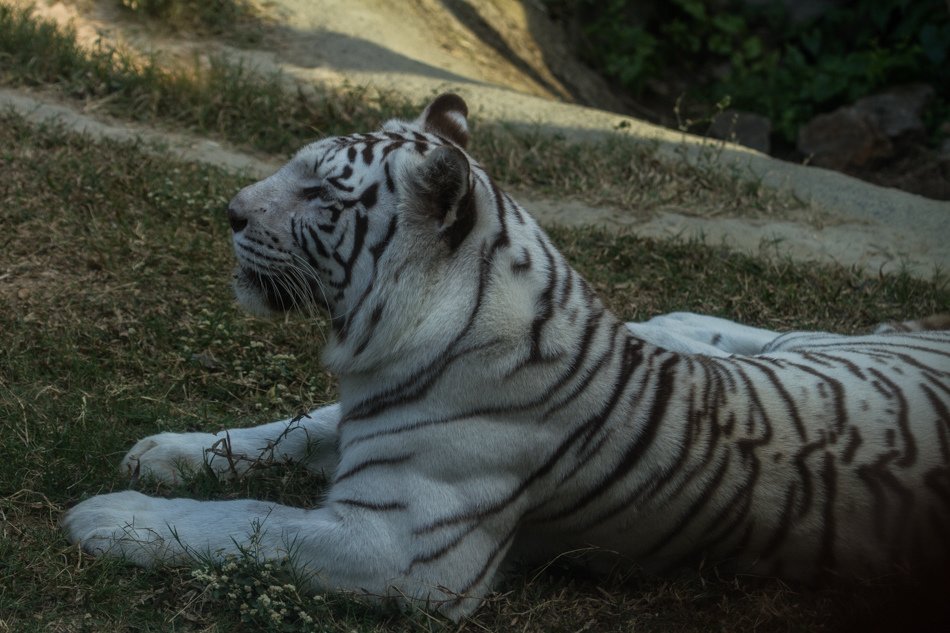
[120, 403, 341, 484]
[63, 486, 509, 619]
[61, 496, 404, 602]
[625, 312, 781, 356]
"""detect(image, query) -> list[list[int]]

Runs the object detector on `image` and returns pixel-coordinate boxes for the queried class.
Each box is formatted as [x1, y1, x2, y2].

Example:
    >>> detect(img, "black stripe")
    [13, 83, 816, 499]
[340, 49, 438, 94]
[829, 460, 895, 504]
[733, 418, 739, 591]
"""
[841, 425, 863, 464]
[792, 436, 826, 518]
[524, 236, 559, 364]
[818, 451, 837, 573]
[638, 451, 732, 558]
[301, 185, 328, 200]
[339, 216, 399, 341]
[856, 450, 905, 541]
[734, 357, 807, 441]
[335, 498, 407, 511]
[443, 184, 476, 251]
[792, 340, 950, 359]
[510, 248, 532, 274]
[384, 161, 395, 193]
[758, 484, 800, 561]
[410, 365, 642, 537]
[342, 239, 499, 422]
[921, 383, 950, 463]
[328, 212, 368, 292]
[361, 142, 376, 165]
[304, 224, 330, 258]
[558, 266, 575, 308]
[784, 361, 849, 433]
[359, 182, 379, 210]
[867, 367, 917, 468]
[343, 311, 609, 451]
[410, 522, 480, 567]
[564, 378, 714, 531]
[327, 176, 354, 192]
[453, 528, 518, 598]
[240, 238, 289, 263]
[684, 454, 760, 564]
[335, 453, 414, 483]
[353, 303, 385, 357]
[541, 352, 675, 522]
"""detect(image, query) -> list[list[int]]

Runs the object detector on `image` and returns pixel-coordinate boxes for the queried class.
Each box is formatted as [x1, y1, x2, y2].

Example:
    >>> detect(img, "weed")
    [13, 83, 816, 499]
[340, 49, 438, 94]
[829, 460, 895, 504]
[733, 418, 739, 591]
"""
[118, 0, 262, 39]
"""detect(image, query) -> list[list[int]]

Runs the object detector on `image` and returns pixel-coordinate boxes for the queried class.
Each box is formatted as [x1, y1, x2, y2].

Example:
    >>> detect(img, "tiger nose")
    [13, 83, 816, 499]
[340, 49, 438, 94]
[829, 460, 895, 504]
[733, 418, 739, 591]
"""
[227, 206, 248, 233]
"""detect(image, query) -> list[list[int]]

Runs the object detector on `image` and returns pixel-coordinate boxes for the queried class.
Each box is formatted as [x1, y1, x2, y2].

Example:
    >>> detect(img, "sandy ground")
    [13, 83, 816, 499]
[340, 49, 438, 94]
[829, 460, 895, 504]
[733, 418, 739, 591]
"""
[6, 0, 949, 278]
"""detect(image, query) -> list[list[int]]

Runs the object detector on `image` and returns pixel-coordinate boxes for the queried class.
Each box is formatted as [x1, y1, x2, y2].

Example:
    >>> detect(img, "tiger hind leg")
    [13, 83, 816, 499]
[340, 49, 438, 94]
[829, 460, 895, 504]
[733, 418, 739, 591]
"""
[874, 313, 950, 334]
[625, 312, 781, 356]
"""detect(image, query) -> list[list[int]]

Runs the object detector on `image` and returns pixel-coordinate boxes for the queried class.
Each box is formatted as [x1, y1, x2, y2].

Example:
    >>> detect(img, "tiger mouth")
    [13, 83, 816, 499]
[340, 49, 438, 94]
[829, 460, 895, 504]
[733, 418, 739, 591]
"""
[234, 266, 306, 313]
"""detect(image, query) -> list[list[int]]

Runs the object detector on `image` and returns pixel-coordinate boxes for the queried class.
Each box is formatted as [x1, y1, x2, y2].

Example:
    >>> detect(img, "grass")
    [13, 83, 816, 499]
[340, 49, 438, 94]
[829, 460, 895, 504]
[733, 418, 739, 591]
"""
[1, 4, 948, 631]
[2, 110, 949, 632]
[0, 3, 800, 219]
[115, 0, 264, 41]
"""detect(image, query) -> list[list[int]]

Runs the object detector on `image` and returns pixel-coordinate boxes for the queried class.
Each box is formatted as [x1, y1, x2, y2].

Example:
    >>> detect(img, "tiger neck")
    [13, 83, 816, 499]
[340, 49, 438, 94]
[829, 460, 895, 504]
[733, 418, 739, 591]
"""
[330, 274, 678, 430]
[322, 214, 676, 419]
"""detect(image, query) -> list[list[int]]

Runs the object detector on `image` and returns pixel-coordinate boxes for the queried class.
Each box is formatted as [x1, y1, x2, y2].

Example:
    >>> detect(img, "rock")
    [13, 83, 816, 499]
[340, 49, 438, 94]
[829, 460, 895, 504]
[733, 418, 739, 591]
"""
[797, 84, 935, 171]
[708, 109, 772, 154]
[797, 107, 892, 170]
[939, 138, 950, 162]
[852, 84, 934, 141]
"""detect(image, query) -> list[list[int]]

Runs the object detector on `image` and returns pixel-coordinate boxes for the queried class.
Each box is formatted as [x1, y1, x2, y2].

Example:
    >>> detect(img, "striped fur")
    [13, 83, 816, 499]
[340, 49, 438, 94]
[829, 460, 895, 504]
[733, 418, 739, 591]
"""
[64, 94, 950, 619]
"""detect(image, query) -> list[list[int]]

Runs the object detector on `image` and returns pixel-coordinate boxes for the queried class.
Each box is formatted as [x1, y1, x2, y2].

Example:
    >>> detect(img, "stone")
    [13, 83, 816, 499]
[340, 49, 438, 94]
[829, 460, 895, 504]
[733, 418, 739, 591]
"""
[797, 107, 892, 170]
[797, 84, 936, 171]
[708, 109, 772, 154]
[939, 138, 950, 162]
[852, 84, 934, 141]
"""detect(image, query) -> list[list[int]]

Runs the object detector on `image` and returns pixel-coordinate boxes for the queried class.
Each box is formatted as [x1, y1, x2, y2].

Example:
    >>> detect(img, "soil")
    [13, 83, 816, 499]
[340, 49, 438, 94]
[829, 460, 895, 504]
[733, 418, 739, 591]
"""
[8, 0, 949, 279]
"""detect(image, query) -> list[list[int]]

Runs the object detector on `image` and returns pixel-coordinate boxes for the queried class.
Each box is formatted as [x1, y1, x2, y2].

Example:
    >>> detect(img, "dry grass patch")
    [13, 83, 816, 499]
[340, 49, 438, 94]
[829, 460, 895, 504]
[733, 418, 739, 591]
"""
[1, 3, 806, 221]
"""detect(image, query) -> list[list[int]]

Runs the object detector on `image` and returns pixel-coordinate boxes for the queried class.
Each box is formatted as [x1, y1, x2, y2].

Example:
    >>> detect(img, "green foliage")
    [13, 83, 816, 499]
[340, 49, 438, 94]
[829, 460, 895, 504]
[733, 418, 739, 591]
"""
[549, 0, 766, 94]
[719, 0, 950, 142]
[549, 0, 950, 142]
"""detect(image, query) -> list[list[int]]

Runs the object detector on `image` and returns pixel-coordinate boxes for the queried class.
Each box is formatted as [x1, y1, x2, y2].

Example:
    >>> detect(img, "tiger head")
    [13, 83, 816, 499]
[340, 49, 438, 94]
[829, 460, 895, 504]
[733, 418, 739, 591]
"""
[227, 94, 530, 370]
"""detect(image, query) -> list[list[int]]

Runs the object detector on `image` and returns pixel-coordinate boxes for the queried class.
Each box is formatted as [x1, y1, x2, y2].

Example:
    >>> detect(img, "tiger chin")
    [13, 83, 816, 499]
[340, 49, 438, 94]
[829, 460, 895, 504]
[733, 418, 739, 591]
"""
[63, 93, 950, 620]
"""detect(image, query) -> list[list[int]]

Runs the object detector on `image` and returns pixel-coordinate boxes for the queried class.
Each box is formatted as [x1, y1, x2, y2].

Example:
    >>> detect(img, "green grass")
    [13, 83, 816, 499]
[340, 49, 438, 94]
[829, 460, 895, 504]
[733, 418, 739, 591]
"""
[1, 4, 948, 631]
[2, 110, 949, 632]
[0, 3, 800, 218]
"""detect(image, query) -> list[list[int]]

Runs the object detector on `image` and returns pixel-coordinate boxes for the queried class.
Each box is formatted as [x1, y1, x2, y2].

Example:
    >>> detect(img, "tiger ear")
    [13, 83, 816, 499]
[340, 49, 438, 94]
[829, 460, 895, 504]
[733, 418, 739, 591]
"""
[417, 93, 469, 148]
[407, 145, 476, 250]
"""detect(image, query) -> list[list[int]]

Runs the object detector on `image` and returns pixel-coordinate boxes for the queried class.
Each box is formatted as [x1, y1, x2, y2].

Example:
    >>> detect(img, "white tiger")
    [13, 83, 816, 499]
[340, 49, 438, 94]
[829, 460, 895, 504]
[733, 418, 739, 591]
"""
[64, 94, 950, 619]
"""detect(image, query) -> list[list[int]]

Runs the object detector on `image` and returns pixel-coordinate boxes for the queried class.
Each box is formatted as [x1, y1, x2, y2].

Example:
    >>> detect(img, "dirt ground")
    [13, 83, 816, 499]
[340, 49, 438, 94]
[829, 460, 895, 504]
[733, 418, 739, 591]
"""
[7, 0, 950, 278]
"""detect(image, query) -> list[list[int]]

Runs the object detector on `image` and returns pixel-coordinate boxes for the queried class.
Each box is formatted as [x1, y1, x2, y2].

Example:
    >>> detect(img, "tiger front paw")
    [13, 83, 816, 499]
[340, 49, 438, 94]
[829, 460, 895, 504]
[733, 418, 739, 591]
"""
[62, 490, 189, 565]
[121, 432, 220, 484]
